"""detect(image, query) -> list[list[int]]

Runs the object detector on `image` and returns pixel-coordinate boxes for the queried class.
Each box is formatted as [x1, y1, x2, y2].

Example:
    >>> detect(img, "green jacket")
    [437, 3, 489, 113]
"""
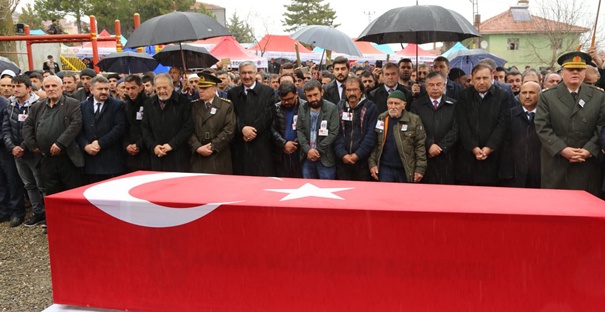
[368, 110, 427, 182]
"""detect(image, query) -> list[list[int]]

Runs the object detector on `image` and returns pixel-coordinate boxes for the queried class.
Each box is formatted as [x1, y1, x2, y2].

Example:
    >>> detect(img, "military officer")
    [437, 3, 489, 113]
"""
[189, 72, 236, 174]
[535, 51, 605, 196]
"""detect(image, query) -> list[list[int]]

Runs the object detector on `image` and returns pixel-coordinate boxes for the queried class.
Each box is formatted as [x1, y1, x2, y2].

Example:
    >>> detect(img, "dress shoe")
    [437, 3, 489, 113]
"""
[10, 216, 24, 227]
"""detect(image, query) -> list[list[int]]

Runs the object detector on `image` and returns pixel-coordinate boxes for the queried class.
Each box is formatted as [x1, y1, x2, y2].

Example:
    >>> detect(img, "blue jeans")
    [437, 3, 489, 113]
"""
[15, 155, 45, 216]
[0, 150, 24, 218]
[302, 159, 336, 180]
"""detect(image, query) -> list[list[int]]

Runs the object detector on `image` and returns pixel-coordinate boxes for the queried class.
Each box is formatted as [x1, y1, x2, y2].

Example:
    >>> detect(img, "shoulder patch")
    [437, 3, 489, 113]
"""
[541, 87, 553, 93]
[587, 85, 605, 92]
[220, 97, 231, 103]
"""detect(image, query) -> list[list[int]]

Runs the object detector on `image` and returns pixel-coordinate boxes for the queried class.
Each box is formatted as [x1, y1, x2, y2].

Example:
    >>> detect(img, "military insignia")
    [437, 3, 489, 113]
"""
[572, 56, 581, 62]
[199, 76, 206, 82]
[220, 97, 231, 102]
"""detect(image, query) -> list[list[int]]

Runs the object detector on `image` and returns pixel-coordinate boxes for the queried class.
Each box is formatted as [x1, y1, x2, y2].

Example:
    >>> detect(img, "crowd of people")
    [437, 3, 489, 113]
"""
[0, 48, 604, 232]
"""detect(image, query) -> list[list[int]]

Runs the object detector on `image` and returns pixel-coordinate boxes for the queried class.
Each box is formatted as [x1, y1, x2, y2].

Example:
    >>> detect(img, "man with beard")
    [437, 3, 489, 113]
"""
[72, 68, 96, 102]
[189, 72, 235, 174]
[23, 75, 84, 228]
[333, 76, 377, 181]
[141, 73, 193, 172]
[228, 61, 275, 176]
[535, 52, 605, 196]
[77, 76, 126, 184]
[323, 56, 350, 105]
[360, 71, 376, 96]
[456, 64, 510, 186]
[62, 73, 78, 97]
[410, 72, 458, 184]
[271, 81, 304, 178]
[142, 75, 155, 97]
[123, 75, 150, 172]
[506, 70, 523, 96]
[369, 62, 413, 114]
[297, 79, 339, 179]
[368, 90, 426, 183]
[398, 58, 414, 92]
[107, 73, 120, 99]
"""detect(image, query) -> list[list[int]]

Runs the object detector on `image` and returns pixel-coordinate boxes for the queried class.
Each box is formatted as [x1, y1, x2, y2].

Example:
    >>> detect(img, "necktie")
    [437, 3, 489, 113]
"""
[94, 103, 101, 118]
[527, 112, 535, 122]
[433, 100, 439, 110]
[339, 84, 345, 100]
[388, 88, 394, 94]
[246, 88, 252, 95]
[159, 100, 166, 110]
[571, 92, 578, 102]
[205, 102, 211, 110]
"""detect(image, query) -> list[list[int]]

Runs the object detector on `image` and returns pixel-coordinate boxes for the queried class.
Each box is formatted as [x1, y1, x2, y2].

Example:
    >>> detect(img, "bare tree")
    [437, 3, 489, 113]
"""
[524, 0, 590, 69]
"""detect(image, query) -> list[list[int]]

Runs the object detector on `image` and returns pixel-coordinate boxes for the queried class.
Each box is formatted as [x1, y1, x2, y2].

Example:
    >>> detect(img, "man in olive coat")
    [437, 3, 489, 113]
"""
[189, 73, 235, 174]
[535, 52, 605, 196]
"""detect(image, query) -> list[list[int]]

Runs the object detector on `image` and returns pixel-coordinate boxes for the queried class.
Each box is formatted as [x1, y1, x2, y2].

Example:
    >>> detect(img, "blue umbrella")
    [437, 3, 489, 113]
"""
[448, 49, 506, 75]
[96, 52, 158, 74]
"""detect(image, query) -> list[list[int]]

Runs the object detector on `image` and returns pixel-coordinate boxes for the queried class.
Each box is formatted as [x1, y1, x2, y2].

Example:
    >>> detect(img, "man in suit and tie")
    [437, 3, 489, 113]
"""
[368, 62, 413, 114]
[410, 72, 458, 184]
[535, 51, 605, 196]
[322, 56, 350, 105]
[77, 76, 126, 184]
[504, 81, 542, 188]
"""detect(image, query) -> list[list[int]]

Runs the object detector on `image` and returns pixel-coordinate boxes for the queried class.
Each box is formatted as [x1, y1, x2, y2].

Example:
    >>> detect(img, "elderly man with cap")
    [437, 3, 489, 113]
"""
[72, 68, 97, 102]
[189, 72, 235, 174]
[368, 90, 427, 183]
[535, 51, 605, 196]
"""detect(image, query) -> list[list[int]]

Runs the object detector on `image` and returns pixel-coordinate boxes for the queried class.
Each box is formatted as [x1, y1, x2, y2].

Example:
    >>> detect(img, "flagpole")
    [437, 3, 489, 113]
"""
[592, 0, 602, 48]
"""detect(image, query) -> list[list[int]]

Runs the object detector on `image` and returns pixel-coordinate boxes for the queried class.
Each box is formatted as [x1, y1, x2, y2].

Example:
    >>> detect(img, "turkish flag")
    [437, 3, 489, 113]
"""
[47, 171, 605, 311]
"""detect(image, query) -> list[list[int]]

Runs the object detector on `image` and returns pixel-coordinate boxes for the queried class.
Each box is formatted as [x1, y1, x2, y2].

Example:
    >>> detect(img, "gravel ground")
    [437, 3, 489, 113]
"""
[0, 217, 53, 312]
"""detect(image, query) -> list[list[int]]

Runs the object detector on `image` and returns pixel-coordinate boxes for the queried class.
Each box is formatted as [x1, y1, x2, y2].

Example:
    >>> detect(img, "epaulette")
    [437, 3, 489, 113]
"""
[220, 97, 231, 103]
[191, 99, 201, 103]
[541, 87, 553, 93]
[587, 84, 605, 92]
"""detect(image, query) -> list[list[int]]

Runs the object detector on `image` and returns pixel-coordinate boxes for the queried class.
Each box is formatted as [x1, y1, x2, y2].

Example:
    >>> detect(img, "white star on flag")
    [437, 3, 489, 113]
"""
[264, 183, 354, 201]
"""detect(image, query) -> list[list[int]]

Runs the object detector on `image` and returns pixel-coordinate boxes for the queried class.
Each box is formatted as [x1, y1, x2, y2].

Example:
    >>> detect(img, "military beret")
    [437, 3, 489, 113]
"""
[197, 72, 222, 88]
[557, 51, 591, 69]
[387, 90, 407, 102]
[80, 68, 97, 78]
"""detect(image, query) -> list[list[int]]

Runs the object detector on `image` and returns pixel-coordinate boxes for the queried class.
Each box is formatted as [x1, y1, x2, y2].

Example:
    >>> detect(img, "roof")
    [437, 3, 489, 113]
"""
[209, 36, 264, 61]
[479, 7, 589, 34]
[190, 2, 223, 10]
[249, 35, 313, 53]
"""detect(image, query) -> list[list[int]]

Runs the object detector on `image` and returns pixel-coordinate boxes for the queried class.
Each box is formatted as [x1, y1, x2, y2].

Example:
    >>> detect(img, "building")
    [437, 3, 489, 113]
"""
[191, 2, 226, 27]
[478, 0, 589, 70]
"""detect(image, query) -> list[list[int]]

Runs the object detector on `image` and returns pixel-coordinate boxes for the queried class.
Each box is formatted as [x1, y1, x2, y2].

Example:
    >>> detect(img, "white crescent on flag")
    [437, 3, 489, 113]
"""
[83, 172, 238, 228]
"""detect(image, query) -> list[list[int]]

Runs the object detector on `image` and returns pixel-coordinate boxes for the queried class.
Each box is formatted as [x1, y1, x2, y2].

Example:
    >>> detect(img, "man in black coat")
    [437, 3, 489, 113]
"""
[228, 61, 275, 176]
[123, 75, 150, 172]
[368, 62, 413, 114]
[322, 56, 350, 105]
[456, 64, 511, 186]
[410, 72, 458, 184]
[416, 56, 464, 102]
[271, 82, 303, 178]
[141, 73, 193, 172]
[77, 76, 126, 183]
[504, 81, 541, 188]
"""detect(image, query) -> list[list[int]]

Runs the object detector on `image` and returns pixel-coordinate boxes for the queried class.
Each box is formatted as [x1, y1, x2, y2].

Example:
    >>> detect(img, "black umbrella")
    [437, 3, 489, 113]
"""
[291, 25, 362, 57]
[357, 5, 480, 69]
[154, 44, 219, 69]
[124, 11, 230, 71]
[96, 51, 158, 74]
[0, 56, 21, 75]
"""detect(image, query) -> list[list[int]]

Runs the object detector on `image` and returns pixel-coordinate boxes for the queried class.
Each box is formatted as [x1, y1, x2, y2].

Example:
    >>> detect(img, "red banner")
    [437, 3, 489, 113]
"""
[47, 171, 605, 311]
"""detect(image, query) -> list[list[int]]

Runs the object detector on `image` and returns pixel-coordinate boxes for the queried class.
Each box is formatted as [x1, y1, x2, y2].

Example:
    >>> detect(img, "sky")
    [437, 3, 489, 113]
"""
[16, 0, 600, 44]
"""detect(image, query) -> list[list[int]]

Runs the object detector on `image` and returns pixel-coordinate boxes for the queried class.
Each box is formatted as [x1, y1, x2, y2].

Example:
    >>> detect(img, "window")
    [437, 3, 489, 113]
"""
[508, 38, 519, 50]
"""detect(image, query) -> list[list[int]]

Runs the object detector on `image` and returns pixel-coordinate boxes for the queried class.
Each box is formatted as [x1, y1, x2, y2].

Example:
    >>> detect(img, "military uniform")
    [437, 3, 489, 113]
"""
[534, 52, 605, 196]
[189, 74, 236, 174]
